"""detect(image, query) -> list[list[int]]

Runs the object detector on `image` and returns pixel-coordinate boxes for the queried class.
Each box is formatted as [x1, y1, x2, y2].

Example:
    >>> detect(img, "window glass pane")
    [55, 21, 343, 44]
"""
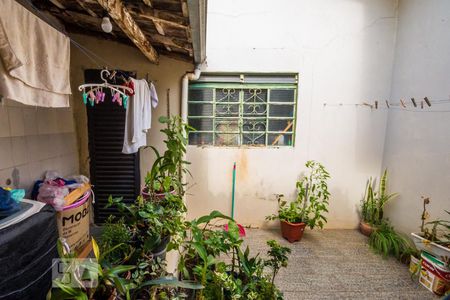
[189, 132, 213, 145]
[243, 89, 267, 116]
[215, 119, 239, 133]
[216, 103, 239, 117]
[268, 133, 293, 146]
[243, 133, 266, 146]
[216, 88, 239, 102]
[268, 119, 294, 132]
[270, 89, 295, 102]
[188, 118, 213, 131]
[188, 75, 297, 147]
[189, 103, 213, 116]
[189, 88, 213, 102]
[215, 133, 240, 146]
[269, 104, 294, 117]
[242, 118, 266, 132]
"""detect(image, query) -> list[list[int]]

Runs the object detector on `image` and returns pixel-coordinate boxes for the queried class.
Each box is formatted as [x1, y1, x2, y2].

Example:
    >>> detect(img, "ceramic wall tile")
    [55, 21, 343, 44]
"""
[8, 106, 25, 137]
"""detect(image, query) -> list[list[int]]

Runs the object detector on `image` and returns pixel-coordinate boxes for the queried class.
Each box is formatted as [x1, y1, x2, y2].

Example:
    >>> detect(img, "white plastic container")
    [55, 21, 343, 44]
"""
[411, 232, 450, 261]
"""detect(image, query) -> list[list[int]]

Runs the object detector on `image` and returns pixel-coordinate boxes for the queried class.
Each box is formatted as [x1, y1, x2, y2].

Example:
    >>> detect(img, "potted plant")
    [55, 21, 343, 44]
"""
[106, 192, 187, 262]
[176, 210, 291, 299]
[267, 160, 331, 242]
[142, 115, 193, 201]
[359, 169, 397, 236]
[411, 197, 450, 261]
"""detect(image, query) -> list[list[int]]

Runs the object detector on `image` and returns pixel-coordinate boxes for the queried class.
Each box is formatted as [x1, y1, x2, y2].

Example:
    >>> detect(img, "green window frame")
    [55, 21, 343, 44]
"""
[187, 73, 298, 147]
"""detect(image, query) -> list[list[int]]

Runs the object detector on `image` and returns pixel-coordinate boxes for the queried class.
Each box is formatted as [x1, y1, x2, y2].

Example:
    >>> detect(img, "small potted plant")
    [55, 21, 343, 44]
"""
[411, 197, 450, 260]
[267, 160, 330, 242]
[359, 169, 397, 236]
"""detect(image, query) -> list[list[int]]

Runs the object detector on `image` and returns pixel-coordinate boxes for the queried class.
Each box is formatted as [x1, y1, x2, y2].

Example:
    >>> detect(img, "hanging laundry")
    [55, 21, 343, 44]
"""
[122, 78, 159, 154]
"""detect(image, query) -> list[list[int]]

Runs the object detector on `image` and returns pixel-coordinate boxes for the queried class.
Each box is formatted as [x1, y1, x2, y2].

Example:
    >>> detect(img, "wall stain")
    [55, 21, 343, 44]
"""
[237, 149, 248, 181]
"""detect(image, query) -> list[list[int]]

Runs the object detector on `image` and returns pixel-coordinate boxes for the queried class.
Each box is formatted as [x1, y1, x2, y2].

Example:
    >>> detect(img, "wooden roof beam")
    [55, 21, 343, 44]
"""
[96, 0, 159, 64]
[75, 0, 98, 18]
[138, 14, 188, 30]
[143, 0, 153, 8]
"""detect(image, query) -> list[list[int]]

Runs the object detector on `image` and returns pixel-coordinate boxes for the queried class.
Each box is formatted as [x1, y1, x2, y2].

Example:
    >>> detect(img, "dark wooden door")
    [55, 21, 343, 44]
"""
[85, 69, 140, 223]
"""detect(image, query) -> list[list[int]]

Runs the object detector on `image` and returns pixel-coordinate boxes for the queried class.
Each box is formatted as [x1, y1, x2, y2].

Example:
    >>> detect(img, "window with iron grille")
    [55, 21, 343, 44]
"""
[188, 74, 298, 146]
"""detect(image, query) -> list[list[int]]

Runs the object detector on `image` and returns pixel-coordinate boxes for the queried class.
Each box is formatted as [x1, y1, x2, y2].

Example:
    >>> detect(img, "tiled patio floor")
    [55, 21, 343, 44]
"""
[243, 229, 435, 300]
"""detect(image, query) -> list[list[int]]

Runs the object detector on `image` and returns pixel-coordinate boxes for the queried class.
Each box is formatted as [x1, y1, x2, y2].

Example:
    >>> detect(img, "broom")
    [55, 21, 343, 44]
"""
[224, 162, 246, 237]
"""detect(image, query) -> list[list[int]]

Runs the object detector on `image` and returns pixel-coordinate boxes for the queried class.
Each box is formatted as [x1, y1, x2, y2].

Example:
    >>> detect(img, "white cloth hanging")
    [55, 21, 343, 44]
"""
[122, 79, 158, 154]
[0, 0, 71, 107]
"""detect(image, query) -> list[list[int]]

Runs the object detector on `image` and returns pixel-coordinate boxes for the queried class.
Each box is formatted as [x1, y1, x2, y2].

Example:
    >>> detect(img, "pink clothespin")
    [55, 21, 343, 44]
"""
[117, 95, 123, 106]
[89, 90, 96, 101]
[112, 92, 120, 103]
[95, 91, 102, 104]
[100, 91, 106, 103]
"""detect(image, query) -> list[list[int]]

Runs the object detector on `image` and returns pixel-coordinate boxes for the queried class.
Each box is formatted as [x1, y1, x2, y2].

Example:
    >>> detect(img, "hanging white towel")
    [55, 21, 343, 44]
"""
[122, 78, 159, 154]
[0, 0, 71, 107]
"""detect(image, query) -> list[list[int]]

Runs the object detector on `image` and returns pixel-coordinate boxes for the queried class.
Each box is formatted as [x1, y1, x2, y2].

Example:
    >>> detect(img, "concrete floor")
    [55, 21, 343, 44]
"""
[243, 229, 435, 300]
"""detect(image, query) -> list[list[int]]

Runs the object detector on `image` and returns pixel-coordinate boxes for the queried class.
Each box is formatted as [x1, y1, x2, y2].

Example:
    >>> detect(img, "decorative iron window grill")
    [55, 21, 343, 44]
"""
[188, 74, 298, 146]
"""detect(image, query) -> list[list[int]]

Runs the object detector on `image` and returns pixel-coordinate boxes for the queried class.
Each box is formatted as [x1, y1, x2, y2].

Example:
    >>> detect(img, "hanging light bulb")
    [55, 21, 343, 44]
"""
[101, 16, 113, 33]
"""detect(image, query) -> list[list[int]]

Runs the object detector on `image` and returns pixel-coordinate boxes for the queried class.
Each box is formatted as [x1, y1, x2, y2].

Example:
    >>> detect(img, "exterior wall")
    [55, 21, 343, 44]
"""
[382, 0, 450, 234]
[0, 98, 78, 196]
[186, 0, 399, 228]
[69, 34, 193, 186]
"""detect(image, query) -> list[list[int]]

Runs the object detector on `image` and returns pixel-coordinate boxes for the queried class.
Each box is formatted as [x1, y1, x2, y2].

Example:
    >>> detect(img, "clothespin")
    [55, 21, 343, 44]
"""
[82, 89, 88, 105]
[95, 91, 102, 104]
[123, 95, 129, 109]
[112, 92, 120, 103]
[375, 101, 378, 109]
[362, 102, 373, 108]
[424, 97, 431, 107]
[421, 101, 424, 109]
[400, 99, 406, 108]
[410, 98, 417, 107]
[385, 100, 390, 108]
[109, 70, 117, 80]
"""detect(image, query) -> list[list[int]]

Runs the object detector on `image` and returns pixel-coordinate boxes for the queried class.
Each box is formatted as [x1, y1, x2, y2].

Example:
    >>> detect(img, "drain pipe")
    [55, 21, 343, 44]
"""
[180, 64, 202, 198]
[167, 65, 202, 275]
[181, 65, 202, 123]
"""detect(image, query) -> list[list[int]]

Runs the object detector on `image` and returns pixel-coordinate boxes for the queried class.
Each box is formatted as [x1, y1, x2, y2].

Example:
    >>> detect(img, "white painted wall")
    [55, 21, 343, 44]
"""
[382, 0, 450, 234]
[186, 0, 398, 228]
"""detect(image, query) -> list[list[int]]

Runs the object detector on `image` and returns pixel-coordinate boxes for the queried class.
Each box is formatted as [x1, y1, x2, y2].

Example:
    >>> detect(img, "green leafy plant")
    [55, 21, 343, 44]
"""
[368, 222, 413, 261]
[265, 240, 291, 293]
[100, 217, 132, 264]
[51, 238, 136, 300]
[361, 169, 397, 226]
[420, 198, 450, 247]
[177, 210, 290, 300]
[144, 115, 193, 197]
[267, 160, 331, 229]
[106, 192, 187, 261]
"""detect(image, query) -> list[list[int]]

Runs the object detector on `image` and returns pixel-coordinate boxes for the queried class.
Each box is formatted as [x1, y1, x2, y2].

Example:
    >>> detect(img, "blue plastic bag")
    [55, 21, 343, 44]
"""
[0, 188, 25, 217]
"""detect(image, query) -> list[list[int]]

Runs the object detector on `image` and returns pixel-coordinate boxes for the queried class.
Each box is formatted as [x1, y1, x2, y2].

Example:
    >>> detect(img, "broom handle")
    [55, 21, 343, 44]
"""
[231, 162, 236, 219]
[271, 121, 293, 145]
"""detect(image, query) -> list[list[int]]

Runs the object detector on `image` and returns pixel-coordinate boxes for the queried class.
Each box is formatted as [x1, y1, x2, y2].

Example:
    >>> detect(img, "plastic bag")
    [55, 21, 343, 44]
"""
[37, 182, 69, 211]
[0, 187, 24, 217]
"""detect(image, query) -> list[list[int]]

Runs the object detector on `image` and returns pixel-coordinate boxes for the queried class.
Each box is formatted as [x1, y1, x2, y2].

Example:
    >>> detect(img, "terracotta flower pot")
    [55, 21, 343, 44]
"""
[359, 221, 374, 237]
[280, 220, 306, 243]
[141, 187, 176, 201]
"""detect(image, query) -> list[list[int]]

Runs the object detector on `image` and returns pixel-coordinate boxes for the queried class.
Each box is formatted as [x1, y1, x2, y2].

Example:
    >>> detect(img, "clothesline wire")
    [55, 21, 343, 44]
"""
[24, 0, 113, 69]
[322, 99, 450, 113]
